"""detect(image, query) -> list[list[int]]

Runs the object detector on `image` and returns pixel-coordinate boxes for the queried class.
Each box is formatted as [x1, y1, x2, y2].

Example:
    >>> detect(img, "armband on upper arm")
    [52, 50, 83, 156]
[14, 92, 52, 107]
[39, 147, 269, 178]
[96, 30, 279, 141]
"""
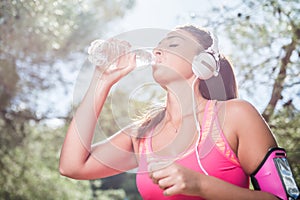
[250, 147, 300, 200]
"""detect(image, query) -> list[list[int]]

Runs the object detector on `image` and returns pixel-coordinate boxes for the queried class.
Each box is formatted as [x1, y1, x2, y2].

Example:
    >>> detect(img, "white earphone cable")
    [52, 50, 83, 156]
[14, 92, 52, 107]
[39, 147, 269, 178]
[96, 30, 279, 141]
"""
[192, 77, 209, 175]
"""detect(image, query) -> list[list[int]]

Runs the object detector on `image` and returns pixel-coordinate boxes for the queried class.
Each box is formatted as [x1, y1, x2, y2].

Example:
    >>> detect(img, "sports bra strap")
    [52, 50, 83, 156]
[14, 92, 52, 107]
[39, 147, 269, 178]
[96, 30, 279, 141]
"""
[199, 100, 217, 143]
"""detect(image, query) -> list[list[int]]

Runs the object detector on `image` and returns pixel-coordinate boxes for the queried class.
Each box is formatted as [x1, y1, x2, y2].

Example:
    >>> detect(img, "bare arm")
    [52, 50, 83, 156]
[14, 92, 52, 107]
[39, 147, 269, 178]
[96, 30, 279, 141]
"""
[59, 54, 138, 180]
[198, 99, 278, 199]
[229, 100, 278, 175]
[198, 173, 277, 200]
[150, 99, 278, 199]
[199, 99, 278, 199]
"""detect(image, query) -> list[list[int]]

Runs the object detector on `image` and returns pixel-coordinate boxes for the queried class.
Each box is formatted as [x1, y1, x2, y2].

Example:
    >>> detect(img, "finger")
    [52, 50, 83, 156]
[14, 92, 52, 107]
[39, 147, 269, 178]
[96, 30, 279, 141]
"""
[120, 53, 136, 73]
[128, 53, 137, 69]
[113, 52, 132, 70]
[157, 175, 173, 190]
[149, 172, 158, 185]
[115, 53, 128, 69]
[151, 167, 170, 185]
[148, 167, 167, 185]
[163, 184, 180, 196]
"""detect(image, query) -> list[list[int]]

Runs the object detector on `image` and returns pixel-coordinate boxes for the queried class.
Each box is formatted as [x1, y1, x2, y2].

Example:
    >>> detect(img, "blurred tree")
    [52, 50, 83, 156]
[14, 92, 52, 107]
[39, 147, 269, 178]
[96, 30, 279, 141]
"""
[178, 0, 300, 187]
[187, 0, 300, 116]
[0, 123, 91, 199]
[194, 0, 300, 185]
[269, 105, 300, 184]
[0, 0, 135, 121]
[0, 0, 136, 199]
[218, 0, 300, 122]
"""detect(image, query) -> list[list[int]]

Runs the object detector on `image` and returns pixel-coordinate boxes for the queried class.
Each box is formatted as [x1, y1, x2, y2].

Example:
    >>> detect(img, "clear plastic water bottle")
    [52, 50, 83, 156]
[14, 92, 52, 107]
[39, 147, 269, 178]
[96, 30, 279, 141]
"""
[130, 48, 154, 68]
[87, 39, 153, 69]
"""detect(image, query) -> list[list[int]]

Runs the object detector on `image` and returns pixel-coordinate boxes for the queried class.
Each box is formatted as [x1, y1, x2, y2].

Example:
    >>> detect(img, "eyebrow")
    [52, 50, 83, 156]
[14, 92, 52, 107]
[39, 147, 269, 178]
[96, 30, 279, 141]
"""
[166, 35, 186, 40]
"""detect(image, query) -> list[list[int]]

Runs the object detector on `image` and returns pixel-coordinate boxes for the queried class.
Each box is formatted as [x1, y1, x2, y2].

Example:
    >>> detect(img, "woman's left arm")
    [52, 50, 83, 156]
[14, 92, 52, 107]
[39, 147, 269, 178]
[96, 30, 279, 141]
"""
[150, 162, 277, 199]
[150, 99, 279, 199]
[230, 100, 278, 175]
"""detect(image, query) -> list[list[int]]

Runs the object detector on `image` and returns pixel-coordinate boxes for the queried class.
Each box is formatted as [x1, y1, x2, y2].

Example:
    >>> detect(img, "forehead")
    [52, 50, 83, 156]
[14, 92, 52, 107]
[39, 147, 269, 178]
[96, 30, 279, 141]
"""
[167, 29, 196, 40]
[159, 29, 201, 47]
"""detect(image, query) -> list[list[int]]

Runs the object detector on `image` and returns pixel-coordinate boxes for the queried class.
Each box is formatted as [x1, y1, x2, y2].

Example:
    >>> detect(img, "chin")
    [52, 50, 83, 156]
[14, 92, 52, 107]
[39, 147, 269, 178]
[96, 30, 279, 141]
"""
[152, 68, 177, 88]
[152, 66, 167, 85]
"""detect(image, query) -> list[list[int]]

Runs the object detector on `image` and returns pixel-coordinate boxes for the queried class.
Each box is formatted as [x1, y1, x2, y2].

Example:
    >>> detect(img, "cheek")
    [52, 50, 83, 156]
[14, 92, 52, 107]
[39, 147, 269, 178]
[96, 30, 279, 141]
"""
[167, 54, 194, 77]
[170, 46, 196, 64]
[166, 52, 191, 65]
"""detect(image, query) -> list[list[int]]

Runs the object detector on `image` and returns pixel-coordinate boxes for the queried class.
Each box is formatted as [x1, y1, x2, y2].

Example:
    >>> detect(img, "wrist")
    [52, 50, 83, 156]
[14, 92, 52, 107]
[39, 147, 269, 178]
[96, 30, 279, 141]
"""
[92, 68, 114, 87]
[197, 173, 208, 197]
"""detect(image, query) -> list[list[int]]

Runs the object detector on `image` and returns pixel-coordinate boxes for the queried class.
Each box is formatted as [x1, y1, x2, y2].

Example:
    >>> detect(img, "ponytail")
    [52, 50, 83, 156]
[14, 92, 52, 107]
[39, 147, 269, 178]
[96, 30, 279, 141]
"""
[199, 55, 238, 101]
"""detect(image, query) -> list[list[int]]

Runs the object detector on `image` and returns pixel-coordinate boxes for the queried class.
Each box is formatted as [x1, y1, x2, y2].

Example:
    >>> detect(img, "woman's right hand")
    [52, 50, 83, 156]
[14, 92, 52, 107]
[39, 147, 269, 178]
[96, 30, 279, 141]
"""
[91, 38, 136, 85]
[98, 51, 137, 85]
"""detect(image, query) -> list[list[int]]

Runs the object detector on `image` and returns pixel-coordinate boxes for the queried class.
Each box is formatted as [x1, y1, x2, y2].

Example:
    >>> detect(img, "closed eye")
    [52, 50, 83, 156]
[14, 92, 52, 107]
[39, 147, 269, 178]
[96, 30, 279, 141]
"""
[169, 44, 179, 47]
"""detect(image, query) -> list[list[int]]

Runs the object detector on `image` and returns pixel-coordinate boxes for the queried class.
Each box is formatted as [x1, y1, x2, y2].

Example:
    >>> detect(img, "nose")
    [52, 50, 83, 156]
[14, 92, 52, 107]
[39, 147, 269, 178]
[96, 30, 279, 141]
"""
[153, 47, 163, 57]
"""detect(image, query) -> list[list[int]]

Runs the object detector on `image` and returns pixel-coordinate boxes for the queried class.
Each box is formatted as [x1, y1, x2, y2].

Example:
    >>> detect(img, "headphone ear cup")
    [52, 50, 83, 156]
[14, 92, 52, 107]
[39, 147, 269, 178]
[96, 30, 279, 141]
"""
[192, 52, 217, 80]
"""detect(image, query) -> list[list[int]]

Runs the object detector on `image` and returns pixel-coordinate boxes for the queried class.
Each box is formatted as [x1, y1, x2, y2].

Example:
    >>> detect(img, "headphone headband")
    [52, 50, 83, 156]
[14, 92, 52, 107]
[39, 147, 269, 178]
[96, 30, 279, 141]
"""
[192, 30, 221, 80]
[207, 31, 220, 62]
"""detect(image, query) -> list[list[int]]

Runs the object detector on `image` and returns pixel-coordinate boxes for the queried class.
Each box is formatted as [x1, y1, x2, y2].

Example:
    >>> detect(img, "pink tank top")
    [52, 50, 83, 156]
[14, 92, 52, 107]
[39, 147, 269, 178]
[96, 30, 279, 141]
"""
[136, 100, 249, 199]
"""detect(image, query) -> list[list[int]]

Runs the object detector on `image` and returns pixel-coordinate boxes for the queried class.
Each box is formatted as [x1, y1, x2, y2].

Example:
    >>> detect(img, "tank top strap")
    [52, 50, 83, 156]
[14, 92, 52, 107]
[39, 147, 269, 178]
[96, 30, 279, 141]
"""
[200, 100, 217, 142]
[201, 101, 240, 165]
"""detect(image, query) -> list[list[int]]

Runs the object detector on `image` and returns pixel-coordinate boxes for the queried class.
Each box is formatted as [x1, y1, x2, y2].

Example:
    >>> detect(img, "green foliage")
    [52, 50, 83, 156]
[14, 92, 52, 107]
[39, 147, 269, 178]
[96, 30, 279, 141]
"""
[1, 0, 299, 199]
[0, 119, 140, 199]
[0, 0, 135, 61]
[0, 0, 135, 119]
[90, 173, 142, 200]
[0, 123, 91, 199]
[216, 0, 300, 187]
[193, 0, 300, 188]
[0, 0, 136, 199]
[219, 0, 300, 101]
[269, 106, 300, 186]
[0, 59, 19, 110]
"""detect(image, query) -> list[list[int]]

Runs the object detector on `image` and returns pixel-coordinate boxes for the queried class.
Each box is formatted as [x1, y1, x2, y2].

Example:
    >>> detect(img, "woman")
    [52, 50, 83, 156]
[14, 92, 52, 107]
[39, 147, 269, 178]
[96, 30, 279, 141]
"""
[59, 25, 297, 199]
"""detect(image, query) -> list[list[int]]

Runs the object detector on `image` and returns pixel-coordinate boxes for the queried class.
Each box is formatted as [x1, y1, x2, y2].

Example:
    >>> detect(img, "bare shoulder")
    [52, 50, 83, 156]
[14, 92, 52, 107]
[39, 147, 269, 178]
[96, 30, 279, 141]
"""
[219, 99, 277, 174]
[215, 99, 262, 151]
[223, 99, 271, 133]
[216, 99, 261, 125]
[223, 98, 258, 114]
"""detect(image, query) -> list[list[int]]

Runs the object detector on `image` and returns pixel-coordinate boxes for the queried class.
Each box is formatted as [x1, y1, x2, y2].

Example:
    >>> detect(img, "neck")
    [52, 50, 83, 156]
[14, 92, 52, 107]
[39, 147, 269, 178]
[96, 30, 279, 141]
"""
[164, 77, 206, 122]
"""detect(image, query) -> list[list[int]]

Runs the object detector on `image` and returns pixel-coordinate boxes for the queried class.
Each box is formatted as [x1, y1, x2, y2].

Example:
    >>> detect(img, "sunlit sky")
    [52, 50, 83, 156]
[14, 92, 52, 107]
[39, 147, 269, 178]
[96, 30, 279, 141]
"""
[102, 0, 298, 113]
[108, 0, 225, 30]
[45, 0, 297, 126]
[105, 0, 236, 39]
[46, 0, 237, 126]
[103, 0, 237, 58]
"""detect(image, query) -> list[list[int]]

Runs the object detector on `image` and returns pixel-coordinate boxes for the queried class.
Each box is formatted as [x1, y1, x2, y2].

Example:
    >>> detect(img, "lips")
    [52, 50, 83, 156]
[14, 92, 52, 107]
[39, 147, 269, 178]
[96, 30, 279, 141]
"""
[154, 56, 162, 64]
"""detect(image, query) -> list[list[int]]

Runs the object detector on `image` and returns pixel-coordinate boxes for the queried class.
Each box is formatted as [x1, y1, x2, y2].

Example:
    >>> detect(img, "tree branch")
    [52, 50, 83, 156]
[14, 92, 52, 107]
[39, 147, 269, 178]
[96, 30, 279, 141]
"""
[0, 109, 69, 123]
[285, 81, 300, 88]
[262, 38, 297, 122]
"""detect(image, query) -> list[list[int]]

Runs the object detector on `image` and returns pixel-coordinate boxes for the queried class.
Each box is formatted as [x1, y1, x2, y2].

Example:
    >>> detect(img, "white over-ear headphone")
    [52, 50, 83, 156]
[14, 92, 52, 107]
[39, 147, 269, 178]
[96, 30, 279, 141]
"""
[191, 31, 221, 175]
[192, 31, 220, 80]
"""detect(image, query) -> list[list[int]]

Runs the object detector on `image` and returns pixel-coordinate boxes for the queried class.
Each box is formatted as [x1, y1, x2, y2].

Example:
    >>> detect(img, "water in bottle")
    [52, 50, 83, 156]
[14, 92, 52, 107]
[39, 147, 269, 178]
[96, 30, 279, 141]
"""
[87, 39, 154, 69]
